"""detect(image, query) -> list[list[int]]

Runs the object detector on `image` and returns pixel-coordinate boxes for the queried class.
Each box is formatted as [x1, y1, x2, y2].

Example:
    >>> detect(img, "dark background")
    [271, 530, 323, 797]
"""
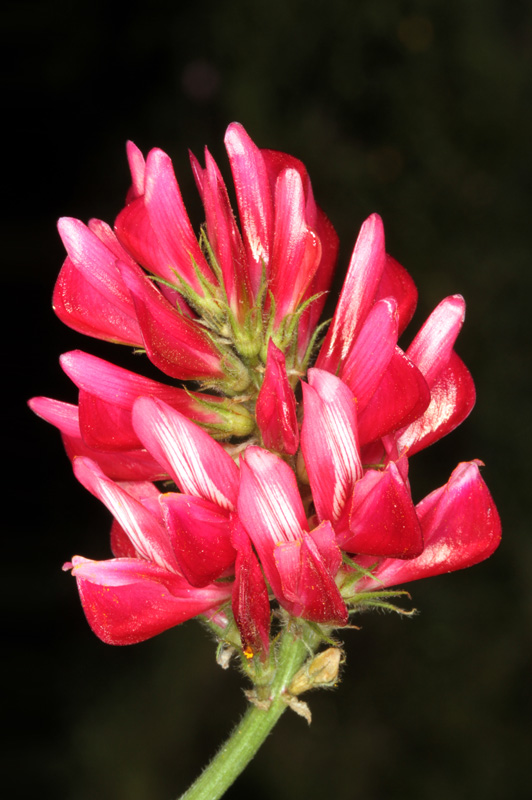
[6, 1, 531, 798]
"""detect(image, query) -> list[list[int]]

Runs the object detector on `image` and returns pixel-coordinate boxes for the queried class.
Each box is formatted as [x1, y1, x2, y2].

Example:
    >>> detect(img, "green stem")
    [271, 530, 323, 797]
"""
[178, 625, 315, 800]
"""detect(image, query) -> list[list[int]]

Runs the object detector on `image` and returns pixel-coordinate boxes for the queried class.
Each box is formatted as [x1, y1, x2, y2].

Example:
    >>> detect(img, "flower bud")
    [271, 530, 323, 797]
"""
[288, 647, 342, 695]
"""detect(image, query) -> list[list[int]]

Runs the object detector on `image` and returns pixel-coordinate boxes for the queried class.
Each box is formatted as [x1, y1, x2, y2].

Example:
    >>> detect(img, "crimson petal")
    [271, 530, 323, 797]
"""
[160, 493, 235, 587]
[342, 461, 423, 558]
[68, 556, 231, 645]
[231, 520, 271, 658]
[356, 461, 501, 590]
[256, 340, 299, 455]
[357, 347, 431, 445]
[397, 351, 476, 456]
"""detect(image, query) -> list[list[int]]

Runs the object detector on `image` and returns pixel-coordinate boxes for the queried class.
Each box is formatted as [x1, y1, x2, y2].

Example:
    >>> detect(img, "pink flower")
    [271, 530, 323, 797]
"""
[300, 369, 423, 559]
[31, 124, 501, 657]
[353, 460, 501, 591]
[131, 396, 239, 587]
[60, 349, 254, 450]
[314, 214, 475, 457]
[237, 446, 347, 626]
[64, 458, 232, 645]
[113, 121, 338, 362]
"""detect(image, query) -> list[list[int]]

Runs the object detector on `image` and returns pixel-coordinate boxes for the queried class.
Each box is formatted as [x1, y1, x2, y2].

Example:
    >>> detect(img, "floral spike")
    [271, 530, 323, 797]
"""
[31, 123, 501, 798]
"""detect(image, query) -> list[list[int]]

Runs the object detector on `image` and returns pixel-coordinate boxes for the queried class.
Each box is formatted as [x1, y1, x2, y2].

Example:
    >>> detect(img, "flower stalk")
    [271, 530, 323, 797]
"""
[179, 622, 321, 800]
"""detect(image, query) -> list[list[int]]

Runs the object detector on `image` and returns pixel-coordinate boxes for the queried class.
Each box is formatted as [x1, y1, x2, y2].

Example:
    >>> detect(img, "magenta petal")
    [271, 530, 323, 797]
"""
[132, 396, 239, 510]
[29, 396, 84, 439]
[192, 148, 251, 318]
[238, 447, 308, 540]
[231, 520, 271, 658]
[120, 260, 225, 381]
[269, 168, 320, 323]
[397, 351, 476, 456]
[57, 217, 140, 320]
[143, 148, 215, 292]
[308, 519, 344, 576]
[275, 531, 348, 624]
[78, 390, 138, 450]
[357, 347, 431, 445]
[296, 211, 340, 359]
[160, 493, 235, 587]
[110, 519, 138, 558]
[53, 256, 142, 346]
[301, 369, 362, 524]
[357, 461, 501, 590]
[237, 447, 308, 599]
[115, 196, 187, 287]
[28, 397, 167, 481]
[69, 556, 231, 645]
[343, 462, 423, 558]
[339, 297, 399, 412]
[407, 295, 466, 388]
[262, 148, 314, 215]
[73, 457, 179, 572]
[374, 254, 418, 335]
[316, 213, 386, 373]
[110, 482, 162, 558]
[224, 122, 273, 295]
[87, 218, 139, 267]
[255, 340, 299, 455]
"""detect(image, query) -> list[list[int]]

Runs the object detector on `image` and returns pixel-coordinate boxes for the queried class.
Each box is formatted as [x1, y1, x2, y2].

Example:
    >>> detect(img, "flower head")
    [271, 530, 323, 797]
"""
[31, 123, 500, 661]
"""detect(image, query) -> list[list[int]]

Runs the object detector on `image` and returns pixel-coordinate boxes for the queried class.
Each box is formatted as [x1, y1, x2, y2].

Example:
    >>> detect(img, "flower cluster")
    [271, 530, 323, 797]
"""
[30, 123, 500, 660]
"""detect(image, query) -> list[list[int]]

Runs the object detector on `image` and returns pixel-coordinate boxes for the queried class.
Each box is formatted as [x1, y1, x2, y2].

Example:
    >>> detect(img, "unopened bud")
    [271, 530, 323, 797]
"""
[191, 395, 255, 439]
[288, 647, 342, 695]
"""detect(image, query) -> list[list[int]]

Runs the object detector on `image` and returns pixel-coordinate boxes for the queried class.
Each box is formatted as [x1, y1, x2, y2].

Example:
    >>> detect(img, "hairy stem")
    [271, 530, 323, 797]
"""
[178, 624, 316, 800]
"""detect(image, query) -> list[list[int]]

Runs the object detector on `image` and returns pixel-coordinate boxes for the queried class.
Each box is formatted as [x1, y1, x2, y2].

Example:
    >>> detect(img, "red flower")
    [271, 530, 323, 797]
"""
[237, 446, 347, 626]
[31, 125, 501, 657]
[64, 458, 232, 645]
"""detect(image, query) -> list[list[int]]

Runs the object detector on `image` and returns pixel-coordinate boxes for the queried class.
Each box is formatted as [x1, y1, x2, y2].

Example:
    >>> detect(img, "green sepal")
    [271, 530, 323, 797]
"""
[275, 290, 326, 355]
[303, 620, 341, 649]
[181, 387, 255, 438]
[299, 316, 332, 372]
[347, 589, 415, 617]
[338, 555, 380, 595]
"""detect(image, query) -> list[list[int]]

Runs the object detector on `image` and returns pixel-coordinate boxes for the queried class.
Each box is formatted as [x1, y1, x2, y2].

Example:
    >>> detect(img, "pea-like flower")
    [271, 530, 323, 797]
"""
[30, 124, 500, 664]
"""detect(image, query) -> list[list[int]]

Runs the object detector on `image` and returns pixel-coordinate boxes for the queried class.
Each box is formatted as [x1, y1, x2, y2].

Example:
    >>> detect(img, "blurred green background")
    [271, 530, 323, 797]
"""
[6, 0, 531, 798]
